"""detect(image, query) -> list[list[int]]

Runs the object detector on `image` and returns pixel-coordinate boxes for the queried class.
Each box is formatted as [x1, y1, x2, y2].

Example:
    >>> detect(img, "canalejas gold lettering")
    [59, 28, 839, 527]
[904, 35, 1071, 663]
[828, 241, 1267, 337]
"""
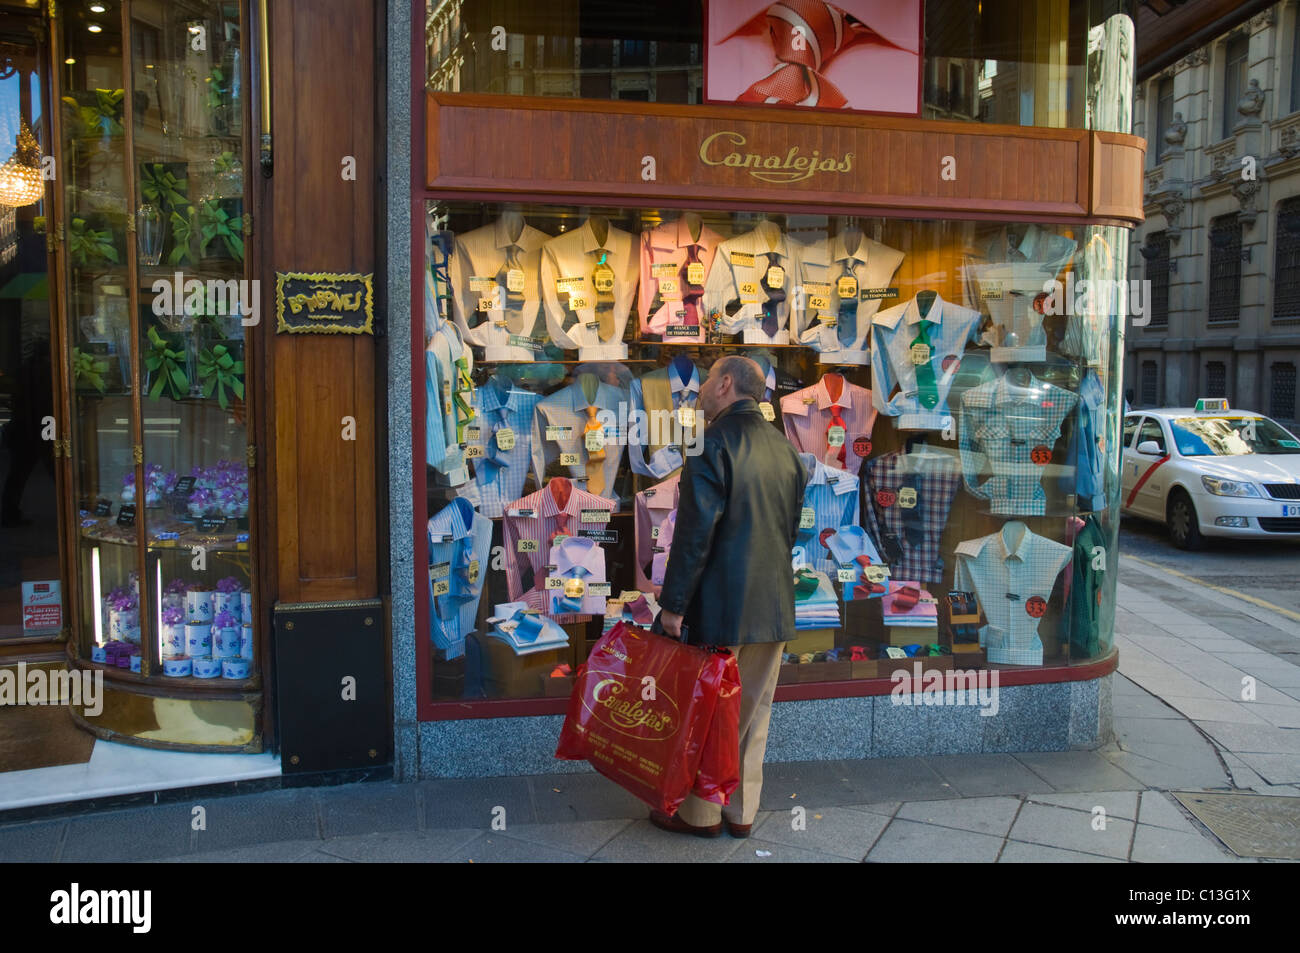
[699, 131, 854, 184]
[591, 678, 674, 734]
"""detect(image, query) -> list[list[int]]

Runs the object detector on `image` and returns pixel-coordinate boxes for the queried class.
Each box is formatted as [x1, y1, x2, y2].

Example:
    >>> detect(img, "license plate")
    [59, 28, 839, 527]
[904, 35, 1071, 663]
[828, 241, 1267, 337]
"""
[1284, 505, 1300, 517]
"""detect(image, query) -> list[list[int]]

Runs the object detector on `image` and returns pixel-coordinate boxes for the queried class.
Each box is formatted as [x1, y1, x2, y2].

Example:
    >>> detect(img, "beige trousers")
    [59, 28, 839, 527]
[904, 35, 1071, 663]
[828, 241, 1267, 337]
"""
[676, 640, 786, 828]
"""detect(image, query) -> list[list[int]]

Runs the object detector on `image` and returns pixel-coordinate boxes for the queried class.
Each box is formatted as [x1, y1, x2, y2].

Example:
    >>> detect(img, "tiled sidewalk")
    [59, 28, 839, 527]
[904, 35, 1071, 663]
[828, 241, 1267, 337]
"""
[1, 557, 1297, 863]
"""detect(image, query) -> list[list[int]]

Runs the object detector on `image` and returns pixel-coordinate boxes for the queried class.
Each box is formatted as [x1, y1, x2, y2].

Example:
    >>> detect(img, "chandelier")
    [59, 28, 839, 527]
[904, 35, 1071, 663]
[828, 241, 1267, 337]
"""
[0, 119, 44, 208]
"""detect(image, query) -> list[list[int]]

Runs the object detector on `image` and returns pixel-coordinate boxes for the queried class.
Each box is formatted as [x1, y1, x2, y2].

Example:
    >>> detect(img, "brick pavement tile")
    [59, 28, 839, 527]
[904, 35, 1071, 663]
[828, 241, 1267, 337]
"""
[1026, 790, 1139, 820]
[1137, 791, 1201, 833]
[749, 806, 889, 860]
[1158, 696, 1268, 725]
[923, 753, 1056, 797]
[998, 841, 1123, 862]
[1013, 751, 1146, 792]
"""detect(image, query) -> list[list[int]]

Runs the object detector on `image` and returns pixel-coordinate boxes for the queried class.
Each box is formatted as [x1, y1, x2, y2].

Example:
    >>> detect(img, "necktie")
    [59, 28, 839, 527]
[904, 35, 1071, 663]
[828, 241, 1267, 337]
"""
[592, 250, 616, 341]
[496, 244, 525, 334]
[737, 1, 876, 109]
[450, 535, 479, 604]
[452, 357, 475, 443]
[679, 244, 704, 326]
[549, 511, 571, 547]
[556, 565, 591, 614]
[899, 475, 925, 548]
[853, 554, 884, 599]
[584, 405, 606, 496]
[836, 260, 858, 349]
[826, 403, 847, 467]
[912, 319, 939, 410]
[481, 406, 510, 483]
[760, 251, 785, 338]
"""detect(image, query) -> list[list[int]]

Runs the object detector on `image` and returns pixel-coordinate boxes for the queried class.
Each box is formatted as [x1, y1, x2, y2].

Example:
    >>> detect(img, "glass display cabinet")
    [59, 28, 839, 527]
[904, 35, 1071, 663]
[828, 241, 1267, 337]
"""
[52, 0, 259, 749]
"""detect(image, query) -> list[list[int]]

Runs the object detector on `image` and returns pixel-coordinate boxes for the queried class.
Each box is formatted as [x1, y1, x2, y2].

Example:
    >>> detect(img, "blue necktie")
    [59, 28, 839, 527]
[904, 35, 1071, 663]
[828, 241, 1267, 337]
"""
[837, 260, 858, 348]
[555, 565, 591, 614]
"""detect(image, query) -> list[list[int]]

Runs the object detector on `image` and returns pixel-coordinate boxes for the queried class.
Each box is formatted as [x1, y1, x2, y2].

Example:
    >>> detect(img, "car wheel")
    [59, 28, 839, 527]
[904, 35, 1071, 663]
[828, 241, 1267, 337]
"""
[1167, 490, 1206, 551]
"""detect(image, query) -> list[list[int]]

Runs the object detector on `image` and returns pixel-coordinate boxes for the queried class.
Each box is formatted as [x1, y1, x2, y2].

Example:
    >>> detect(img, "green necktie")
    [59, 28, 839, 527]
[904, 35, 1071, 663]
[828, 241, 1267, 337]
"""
[912, 320, 939, 410]
[453, 356, 475, 443]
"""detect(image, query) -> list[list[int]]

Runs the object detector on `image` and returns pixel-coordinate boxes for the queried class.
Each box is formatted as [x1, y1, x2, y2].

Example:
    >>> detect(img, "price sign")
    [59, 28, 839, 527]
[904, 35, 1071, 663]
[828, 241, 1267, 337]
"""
[117, 504, 137, 527]
[1026, 596, 1047, 618]
[658, 277, 680, 297]
[799, 507, 816, 530]
[759, 401, 776, 421]
[875, 490, 897, 508]
[560, 452, 580, 466]
[852, 436, 872, 457]
[580, 509, 612, 523]
[464, 445, 485, 459]
[897, 488, 918, 509]
[198, 516, 227, 533]
[837, 568, 858, 582]
[827, 425, 846, 448]
[93, 500, 113, 517]
[569, 296, 589, 310]
[545, 576, 564, 590]
[433, 579, 450, 597]
[738, 281, 761, 303]
[430, 562, 451, 580]
[545, 425, 572, 441]
[464, 426, 481, 443]
[808, 294, 831, 312]
[1030, 445, 1052, 465]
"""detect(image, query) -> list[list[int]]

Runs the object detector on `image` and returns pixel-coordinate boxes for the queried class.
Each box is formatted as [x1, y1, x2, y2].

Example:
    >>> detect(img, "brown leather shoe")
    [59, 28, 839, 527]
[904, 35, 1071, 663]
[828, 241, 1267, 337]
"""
[649, 810, 722, 838]
[725, 819, 752, 838]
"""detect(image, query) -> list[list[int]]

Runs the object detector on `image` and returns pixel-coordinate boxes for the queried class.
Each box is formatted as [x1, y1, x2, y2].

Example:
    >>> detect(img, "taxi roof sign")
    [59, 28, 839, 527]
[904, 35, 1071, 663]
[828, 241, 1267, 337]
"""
[1195, 397, 1229, 412]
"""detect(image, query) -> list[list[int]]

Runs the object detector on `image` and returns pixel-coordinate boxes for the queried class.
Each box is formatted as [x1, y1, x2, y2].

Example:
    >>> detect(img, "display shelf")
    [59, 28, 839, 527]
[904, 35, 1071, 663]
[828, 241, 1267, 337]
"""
[79, 513, 250, 552]
[77, 655, 260, 691]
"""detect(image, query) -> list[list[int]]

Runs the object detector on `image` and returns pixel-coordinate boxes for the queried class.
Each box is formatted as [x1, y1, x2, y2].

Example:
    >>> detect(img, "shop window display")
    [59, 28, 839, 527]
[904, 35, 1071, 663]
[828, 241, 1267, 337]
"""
[420, 201, 1125, 703]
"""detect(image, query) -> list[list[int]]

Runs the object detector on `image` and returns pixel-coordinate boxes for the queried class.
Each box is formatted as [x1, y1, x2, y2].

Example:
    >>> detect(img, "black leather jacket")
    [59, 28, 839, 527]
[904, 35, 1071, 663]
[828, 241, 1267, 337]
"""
[658, 398, 808, 647]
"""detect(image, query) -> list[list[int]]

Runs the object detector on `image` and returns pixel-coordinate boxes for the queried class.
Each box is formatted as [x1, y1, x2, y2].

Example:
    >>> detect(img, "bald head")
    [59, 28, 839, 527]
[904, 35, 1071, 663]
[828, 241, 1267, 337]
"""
[698, 354, 766, 421]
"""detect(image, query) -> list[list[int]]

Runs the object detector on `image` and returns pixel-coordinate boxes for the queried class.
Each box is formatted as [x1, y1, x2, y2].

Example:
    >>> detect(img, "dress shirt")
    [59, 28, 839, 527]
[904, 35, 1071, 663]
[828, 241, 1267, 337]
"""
[863, 447, 962, 584]
[627, 360, 702, 479]
[463, 375, 543, 518]
[638, 215, 724, 342]
[702, 222, 801, 344]
[650, 511, 676, 588]
[1065, 515, 1106, 659]
[633, 473, 681, 595]
[971, 262, 1055, 363]
[539, 218, 638, 359]
[501, 479, 617, 622]
[424, 266, 472, 487]
[448, 214, 550, 361]
[959, 371, 1080, 516]
[427, 498, 492, 659]
[781, 375, 876, 476]
[824, 524, 885, 601]
[871, 292, 982, 431]
[793, 452, 860, 572]
[546, 535, 610, 616]
[953, 520, 1072, 666]
[530, 376, 629, 502]
[1057, 370, 1107, 513]
[795, 232, 904, 364]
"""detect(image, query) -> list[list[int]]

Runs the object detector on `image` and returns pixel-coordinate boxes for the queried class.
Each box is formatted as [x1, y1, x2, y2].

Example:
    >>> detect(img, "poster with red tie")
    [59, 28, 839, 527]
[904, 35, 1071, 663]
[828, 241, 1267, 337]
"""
[705, 0, 923, 116]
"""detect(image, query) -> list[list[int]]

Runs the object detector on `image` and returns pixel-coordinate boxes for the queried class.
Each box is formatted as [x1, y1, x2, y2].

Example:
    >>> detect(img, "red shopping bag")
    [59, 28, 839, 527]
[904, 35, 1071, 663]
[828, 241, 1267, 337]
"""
[555, 621, 731, 816]
[692, 652, 740, 805]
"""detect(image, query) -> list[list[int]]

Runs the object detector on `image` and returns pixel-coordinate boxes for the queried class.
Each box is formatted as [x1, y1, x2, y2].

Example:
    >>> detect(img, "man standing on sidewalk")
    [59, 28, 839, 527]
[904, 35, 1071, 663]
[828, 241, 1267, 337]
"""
[654, 355, 806, 838]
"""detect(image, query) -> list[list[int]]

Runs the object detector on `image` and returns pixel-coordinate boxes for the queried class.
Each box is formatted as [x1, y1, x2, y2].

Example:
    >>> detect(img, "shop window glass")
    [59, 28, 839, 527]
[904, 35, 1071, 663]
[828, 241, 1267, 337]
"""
[417, 200, 1125, 707]
[424, 0, 1135, 131]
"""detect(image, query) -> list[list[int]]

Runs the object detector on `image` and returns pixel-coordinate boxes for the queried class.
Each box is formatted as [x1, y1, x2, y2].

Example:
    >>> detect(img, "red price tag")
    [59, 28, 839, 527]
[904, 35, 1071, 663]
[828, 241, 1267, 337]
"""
[852, 436, 872, 457]
[875, 490, 897, 508]
[1026, 596, 1047, 618]
[1032, 292, 1050, 314]
[1030, 445, 1052, 465]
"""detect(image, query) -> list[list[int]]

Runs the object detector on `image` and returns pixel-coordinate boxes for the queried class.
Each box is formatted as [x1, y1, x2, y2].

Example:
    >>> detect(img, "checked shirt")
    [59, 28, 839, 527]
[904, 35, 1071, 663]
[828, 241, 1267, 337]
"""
[863, 447, 962, 584]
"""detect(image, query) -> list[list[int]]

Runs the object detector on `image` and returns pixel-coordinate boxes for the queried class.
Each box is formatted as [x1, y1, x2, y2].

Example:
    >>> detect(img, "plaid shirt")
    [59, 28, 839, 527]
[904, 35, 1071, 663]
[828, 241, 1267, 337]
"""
[863, 448, 962, 584]
[958, 373, 1079, 516]
[953, 521, 1072, 666]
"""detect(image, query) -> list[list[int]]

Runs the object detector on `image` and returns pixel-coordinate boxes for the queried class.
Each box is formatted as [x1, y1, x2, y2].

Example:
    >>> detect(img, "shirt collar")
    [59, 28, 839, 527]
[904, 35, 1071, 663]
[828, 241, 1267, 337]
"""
[567, 378, 620, 413]
[428, 497, 474, 541]
[552, 535, 603, 575]
[831, 232, 870, 266]
[675, 216, 707, 250]
[826, 525, 874, 564]
[669, 362, 701, 398]
[998, 521, 1034, 563]
[904, 293, 945, 326]
[580, 218, 614, 255]
[493, 214, 527, 251]
[737, 224, 790, 262]
[798, 452, 832, 486]
[817, 375, 854, 411]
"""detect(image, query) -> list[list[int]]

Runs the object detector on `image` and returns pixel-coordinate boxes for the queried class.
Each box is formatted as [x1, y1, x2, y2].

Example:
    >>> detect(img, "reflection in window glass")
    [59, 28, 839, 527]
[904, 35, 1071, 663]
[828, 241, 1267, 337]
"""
[1171, 417, 1300, 456]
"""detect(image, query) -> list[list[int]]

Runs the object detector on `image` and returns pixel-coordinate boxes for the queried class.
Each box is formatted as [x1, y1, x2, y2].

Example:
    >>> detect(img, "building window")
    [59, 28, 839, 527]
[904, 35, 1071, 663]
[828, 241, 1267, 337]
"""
[1144, 231, 1170, 326]
[1271, 363, 1298, 421]
[621, 40, 649, 67]
[1223, 34, 1249, 140]
[1141, 360, 1158, 406]
[1276, 198, 1300, 322]
[1205, 361, 1226, 398]
[1208, 213, 1242, 323]
[1154, 77, 1174, 161]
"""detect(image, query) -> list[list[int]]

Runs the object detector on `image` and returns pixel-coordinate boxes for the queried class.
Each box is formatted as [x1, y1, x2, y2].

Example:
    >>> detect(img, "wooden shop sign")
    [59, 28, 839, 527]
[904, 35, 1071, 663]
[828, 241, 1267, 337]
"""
[275, 272, 374, 335]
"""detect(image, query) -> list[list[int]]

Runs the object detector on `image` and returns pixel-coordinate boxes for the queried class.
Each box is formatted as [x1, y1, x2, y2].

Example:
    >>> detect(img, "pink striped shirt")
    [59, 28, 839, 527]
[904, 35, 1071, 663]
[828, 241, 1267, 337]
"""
[781, 374, 877, 476]
[632, 473, 681, 595]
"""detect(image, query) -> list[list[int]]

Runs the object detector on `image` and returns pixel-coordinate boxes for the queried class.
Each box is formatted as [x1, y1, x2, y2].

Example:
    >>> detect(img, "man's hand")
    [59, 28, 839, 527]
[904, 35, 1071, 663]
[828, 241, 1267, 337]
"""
[659, 610, 684, 640]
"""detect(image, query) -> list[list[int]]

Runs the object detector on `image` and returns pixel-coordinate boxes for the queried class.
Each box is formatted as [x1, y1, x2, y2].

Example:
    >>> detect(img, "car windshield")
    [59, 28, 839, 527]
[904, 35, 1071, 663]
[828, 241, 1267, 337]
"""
[1170, 416, 1300, 456]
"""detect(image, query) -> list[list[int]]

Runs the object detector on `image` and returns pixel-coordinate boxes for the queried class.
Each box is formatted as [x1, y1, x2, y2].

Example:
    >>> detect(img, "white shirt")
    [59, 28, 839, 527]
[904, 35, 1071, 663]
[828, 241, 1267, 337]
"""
[448, 214, 549, 362]
[540, 218, 638, 360]
[796, 231, 904, 364]
[702, 221, 802, 345]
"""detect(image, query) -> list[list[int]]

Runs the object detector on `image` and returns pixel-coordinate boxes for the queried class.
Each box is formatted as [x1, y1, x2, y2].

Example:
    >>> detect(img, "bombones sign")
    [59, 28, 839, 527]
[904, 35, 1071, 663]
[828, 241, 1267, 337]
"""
[699, 130, 855, 184]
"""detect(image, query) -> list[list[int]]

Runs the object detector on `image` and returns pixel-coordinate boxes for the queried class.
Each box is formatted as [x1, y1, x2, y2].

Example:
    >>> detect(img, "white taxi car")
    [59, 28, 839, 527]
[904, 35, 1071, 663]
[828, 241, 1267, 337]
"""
[1121, 399, 1300, 549]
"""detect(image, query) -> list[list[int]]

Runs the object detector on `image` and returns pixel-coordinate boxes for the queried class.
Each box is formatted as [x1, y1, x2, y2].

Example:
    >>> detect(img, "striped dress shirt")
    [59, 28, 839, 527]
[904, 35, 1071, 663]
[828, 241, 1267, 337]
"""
[781, 375, 876, 476]
[633, 473, 681, 596]
[863, 447, 962, 584]
[959, 372, 1079, 515]
[424, 266, 472, 487]
[793, 452, 860, 572]
[462, 376, 544, 519]
[638, 216, 724, 342]
[953, 520, 1072, 666]
[427, 498, 493, 659]
[501, 480, 616, 623]
[539, 218, 638, 360]
[701, 222, 803, 345]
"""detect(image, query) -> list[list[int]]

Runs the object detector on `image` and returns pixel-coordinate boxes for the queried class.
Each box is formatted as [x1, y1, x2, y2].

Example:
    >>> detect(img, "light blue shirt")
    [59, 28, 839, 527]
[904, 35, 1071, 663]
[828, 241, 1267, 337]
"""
[627, 360, 701, 479]
[427, 497, 492, 659]
[1058, 370, 1107, 513]
[530, 377, 629, 501]
[464, 376, 543, 518]
[793, 452, 860, 572]
[870, 294, 982, 430]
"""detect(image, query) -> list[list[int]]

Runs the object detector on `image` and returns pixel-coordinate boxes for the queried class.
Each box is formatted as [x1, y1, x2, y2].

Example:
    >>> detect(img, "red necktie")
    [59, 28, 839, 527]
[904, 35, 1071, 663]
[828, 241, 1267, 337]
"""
[827, 403, 847, 467]
[549, 512, 570, 546]
[737, 1, 878, 109]
[679, 244, 704, 326]
[853, 554, 883, 599]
